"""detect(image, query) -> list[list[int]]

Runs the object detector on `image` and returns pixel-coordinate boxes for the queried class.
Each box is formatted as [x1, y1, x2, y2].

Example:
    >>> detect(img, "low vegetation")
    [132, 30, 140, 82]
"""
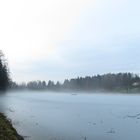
[0, 113, 23, 140]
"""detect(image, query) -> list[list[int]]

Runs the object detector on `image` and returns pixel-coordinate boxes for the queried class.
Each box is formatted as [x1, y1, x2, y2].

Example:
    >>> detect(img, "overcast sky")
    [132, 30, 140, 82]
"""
[0, 0, 140, 83]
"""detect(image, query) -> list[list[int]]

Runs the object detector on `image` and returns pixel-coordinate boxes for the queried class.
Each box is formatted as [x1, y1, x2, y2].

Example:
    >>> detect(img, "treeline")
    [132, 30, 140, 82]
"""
[1, 50, 140, 93]
[9, 73, 140, 92]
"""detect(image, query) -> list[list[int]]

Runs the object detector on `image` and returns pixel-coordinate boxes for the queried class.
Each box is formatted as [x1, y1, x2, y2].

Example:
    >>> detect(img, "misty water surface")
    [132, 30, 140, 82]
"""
[0, 91, 140, 140]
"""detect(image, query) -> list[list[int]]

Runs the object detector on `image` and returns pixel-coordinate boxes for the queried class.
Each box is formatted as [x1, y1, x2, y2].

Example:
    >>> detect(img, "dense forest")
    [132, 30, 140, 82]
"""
[9, 73, 140, 93]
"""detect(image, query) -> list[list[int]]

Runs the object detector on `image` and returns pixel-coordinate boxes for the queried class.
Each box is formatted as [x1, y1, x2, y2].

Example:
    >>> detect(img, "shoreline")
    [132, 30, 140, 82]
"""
[0, 113, 24, 140]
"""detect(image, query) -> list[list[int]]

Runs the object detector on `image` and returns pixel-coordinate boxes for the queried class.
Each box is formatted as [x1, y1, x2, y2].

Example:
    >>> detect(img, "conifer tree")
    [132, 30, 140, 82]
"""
[0, 51, 10, 91]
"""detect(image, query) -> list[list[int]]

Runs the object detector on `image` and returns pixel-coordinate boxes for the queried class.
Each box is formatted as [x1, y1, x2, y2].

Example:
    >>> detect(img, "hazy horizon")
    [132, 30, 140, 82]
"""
[0, 0, 140, 82]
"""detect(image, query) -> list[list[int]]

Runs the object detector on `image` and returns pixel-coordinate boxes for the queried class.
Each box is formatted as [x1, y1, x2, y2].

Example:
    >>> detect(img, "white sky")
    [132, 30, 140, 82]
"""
[0, 0, 140, 82]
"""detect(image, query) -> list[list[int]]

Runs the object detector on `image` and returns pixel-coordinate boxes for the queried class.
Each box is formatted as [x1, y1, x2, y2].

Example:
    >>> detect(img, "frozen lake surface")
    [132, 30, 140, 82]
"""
[0, 91, 140, 140]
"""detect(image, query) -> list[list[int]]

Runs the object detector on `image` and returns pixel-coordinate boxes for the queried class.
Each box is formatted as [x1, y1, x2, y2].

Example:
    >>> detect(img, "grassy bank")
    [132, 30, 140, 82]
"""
[0, 113, 24, 140]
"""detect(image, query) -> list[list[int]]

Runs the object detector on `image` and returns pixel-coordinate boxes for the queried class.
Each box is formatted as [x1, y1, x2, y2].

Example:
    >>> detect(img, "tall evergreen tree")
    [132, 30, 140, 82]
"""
[0, 51, 10, 91]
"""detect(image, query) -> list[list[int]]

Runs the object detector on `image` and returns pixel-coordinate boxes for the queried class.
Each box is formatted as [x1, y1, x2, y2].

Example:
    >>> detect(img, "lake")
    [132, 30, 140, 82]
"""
[0, 91, 140, 140]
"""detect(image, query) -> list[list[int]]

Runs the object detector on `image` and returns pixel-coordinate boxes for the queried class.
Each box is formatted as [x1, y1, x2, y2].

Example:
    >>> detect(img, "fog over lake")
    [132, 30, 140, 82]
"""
[0, 91, 140, 140]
